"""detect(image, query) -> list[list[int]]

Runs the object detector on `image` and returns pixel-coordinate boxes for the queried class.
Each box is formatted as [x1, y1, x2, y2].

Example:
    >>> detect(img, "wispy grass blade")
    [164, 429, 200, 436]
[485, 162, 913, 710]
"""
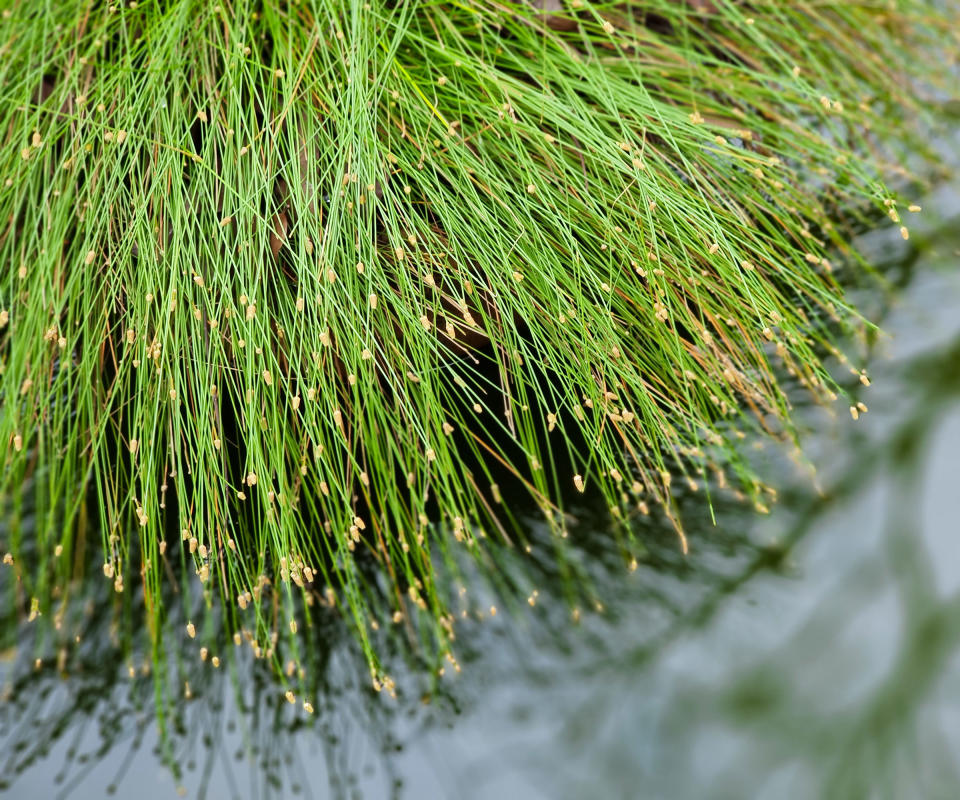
[0, 0, 955, 691]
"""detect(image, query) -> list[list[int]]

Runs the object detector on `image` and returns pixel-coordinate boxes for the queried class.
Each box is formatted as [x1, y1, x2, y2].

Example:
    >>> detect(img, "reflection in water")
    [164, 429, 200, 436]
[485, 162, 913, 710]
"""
[0, 582, 410, 798]
[580, 283, 960, 800]
[2, 205, 960, 798]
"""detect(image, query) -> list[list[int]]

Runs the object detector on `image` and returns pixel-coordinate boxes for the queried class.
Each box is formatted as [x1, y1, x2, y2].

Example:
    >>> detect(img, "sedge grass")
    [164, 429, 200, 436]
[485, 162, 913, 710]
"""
[0, 1, 956, 695]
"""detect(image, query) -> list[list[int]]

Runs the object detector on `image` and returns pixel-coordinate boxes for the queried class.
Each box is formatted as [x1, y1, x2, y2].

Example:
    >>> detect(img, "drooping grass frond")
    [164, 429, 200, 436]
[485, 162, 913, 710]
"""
[0, 1, 954, 687]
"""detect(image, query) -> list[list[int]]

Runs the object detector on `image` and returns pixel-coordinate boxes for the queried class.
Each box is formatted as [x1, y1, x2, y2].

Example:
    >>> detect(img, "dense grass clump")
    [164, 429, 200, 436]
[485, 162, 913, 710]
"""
[0, 1, 955, 692]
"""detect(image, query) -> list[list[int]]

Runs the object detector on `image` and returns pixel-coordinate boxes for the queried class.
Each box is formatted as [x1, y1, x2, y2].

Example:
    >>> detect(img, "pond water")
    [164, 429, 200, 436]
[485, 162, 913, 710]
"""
[2, 183, 960, 799]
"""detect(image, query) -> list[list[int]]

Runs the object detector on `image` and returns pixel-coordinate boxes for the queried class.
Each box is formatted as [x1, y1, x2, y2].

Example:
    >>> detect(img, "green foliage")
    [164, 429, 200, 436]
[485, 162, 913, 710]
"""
[0, 0, 954, 691]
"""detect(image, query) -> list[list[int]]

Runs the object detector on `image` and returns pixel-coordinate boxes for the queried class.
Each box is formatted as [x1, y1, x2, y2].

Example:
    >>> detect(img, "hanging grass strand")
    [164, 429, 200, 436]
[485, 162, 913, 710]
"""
[0, 0, 954, 690]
